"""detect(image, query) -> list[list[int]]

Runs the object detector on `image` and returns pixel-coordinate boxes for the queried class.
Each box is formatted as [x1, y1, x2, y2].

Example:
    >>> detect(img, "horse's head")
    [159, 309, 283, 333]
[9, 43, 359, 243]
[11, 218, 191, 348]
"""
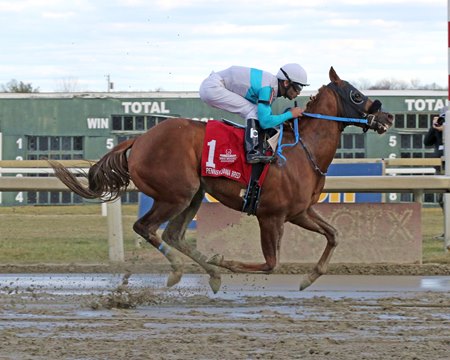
[328, 67, 394, 134]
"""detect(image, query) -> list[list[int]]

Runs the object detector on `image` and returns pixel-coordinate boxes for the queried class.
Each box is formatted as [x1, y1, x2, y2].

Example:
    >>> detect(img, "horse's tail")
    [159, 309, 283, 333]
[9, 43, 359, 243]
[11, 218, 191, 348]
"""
[49, 138, 136, 201]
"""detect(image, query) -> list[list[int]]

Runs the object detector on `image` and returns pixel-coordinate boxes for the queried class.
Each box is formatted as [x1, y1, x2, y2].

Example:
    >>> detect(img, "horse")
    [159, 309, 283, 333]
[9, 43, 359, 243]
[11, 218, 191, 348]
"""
[50, 67, 394, 293]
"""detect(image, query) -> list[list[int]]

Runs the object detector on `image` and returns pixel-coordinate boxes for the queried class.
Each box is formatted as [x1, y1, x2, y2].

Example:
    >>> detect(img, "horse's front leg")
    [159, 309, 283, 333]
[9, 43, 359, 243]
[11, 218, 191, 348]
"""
[207, 216, 284, 273]
[290, 207, 338, 290]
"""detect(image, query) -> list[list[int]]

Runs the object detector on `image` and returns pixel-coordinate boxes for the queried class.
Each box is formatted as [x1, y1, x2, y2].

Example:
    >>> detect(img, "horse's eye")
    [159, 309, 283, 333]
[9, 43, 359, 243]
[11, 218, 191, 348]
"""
[350, 90, 364, 104]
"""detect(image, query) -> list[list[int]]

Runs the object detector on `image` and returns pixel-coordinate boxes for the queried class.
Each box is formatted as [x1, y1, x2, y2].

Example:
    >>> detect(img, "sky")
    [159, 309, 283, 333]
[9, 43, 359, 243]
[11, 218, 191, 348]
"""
[0, 0, 447, 92]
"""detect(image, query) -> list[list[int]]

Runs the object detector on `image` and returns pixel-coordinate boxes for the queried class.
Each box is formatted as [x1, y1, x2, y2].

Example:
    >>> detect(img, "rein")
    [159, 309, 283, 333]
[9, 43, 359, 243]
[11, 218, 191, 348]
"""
[302, 112, 371, 125]
[275, 83, 376, 175]
[276, 118, 327, 176]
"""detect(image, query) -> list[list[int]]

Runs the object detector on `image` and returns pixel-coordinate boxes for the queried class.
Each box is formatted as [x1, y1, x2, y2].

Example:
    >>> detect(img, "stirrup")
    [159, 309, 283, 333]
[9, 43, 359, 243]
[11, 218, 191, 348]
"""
[242, 180, 261, 215]
[246, 153, 274, 164]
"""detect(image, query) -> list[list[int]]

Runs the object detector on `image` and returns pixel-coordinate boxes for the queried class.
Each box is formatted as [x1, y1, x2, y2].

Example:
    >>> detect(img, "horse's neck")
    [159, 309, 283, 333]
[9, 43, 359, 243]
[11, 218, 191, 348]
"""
[299, 118, 341, 171]
[292, 89, 341, 170]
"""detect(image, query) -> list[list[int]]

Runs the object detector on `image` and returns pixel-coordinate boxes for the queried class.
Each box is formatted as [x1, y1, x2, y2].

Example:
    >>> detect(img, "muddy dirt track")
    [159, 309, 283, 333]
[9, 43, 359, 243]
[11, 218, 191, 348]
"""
[0, 273, 449, 360]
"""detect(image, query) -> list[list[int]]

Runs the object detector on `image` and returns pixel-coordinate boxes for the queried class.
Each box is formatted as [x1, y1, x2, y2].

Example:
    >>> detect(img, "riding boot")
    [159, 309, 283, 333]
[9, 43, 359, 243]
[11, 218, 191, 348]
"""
[244, 118, 272, 164]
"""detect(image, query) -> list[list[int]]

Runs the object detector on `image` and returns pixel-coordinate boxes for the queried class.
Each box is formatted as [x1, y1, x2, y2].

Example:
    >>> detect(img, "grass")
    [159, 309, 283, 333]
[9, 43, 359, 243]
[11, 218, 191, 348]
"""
[0, 204, 448, 264]
[0, 204, 141, 263]
[421, 207, 449, 263]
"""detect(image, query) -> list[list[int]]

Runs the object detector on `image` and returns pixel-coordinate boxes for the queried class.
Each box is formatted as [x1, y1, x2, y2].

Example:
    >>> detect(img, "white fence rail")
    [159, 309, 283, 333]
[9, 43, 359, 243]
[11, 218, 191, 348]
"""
[1, 175, 450, 196]
[1, 159, 449, 260]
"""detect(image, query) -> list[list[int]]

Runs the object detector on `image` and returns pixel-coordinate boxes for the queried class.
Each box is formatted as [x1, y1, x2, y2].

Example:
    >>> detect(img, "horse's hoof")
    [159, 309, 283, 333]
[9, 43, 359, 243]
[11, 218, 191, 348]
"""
[207, 254, 223, 266]
[166, 271, 183, 288]
[209, 275, 222, 294]
[299, 276, 312, 291]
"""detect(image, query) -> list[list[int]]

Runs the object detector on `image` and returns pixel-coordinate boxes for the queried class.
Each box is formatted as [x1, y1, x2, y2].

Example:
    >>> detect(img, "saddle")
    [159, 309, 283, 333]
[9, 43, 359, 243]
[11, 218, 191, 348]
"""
[201, 120, 274, 215]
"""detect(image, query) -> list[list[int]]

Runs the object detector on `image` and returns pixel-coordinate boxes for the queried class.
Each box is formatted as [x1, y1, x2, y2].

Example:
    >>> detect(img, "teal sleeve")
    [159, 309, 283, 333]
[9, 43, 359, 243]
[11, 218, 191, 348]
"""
[257, 103, 293, 129]
[258, 86, 273, 103]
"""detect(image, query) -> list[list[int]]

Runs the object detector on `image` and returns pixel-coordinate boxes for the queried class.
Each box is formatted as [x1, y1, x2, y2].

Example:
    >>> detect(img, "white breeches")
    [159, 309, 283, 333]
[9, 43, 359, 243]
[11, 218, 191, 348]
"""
[199, 72, 257, 120]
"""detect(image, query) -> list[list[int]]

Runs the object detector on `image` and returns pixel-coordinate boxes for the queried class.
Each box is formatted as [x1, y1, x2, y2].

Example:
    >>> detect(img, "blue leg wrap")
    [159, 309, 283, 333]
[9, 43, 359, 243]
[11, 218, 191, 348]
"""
[158, 242, 170, 256]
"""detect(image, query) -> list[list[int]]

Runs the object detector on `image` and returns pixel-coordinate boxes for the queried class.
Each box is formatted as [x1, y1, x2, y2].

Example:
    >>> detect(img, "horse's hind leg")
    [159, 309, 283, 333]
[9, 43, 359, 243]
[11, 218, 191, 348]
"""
[290, 207, 338, 291]
[162, 189, 222, 293]
[133, 202, 187, 288]
[207, 216, 285, 273]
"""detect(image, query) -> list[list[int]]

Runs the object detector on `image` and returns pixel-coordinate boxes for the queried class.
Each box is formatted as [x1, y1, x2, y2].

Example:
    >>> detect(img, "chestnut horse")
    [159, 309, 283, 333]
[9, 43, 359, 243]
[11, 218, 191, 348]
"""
[50, 67, 393, 293]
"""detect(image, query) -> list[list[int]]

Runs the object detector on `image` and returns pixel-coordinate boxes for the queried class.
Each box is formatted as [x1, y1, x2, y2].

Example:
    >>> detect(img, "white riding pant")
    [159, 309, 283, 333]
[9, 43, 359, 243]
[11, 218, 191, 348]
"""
[199, 72, 258, 120]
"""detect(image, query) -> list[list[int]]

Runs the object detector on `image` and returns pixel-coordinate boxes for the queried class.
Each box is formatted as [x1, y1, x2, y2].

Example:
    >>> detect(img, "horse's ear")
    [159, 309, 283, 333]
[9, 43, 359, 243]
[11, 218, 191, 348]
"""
[329, 66, 340, 82]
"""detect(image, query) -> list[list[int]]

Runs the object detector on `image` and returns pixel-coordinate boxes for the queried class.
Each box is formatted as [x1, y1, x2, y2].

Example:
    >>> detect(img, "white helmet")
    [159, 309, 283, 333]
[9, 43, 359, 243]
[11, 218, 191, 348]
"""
[277, 63, 309, 86]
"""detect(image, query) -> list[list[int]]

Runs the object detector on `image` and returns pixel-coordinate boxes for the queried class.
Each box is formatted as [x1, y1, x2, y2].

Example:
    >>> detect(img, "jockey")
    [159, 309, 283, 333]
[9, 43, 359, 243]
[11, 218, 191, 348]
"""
[199, 63, 309, 163]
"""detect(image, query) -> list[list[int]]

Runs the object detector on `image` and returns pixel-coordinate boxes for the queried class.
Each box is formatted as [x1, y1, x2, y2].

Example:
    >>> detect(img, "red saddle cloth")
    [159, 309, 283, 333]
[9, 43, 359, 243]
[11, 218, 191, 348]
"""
[201, 120, 269, 185]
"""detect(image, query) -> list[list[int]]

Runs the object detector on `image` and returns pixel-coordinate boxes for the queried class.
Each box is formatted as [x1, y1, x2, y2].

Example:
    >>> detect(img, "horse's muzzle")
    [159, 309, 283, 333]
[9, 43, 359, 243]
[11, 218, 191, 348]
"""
[367, 112, 394, 134]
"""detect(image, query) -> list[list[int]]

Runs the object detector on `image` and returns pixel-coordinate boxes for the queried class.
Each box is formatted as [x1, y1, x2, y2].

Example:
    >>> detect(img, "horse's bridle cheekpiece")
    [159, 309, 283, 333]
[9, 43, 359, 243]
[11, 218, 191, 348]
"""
[278, 82, 388, 174]
[303, 82, 386, 133]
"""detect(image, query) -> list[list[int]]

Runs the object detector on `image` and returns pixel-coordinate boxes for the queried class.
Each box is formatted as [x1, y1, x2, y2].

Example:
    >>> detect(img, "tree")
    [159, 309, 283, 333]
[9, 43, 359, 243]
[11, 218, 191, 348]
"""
[369, 78, 409, 90]
[55, 77, 80, 92]
[1, 79, 39, 93]
[352, 78, 446, 90]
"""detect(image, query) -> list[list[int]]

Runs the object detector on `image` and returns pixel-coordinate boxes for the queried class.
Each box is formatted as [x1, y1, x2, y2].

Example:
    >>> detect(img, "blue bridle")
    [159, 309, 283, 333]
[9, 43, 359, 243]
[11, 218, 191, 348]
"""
[276, 117, 329, 176]
[301, 112, 369, 124]
[275, 113, 373, 175]
[275, 82, 382, 175]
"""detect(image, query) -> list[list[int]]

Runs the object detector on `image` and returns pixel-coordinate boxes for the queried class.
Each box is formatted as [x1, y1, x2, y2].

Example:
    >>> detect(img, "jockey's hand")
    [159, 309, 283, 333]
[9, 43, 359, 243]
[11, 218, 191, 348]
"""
[290, 107, 304, 118]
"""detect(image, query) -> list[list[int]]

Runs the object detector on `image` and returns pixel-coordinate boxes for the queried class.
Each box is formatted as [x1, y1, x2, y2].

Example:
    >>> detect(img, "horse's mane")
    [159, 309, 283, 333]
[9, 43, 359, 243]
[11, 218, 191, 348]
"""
[304, 85, 327, 113]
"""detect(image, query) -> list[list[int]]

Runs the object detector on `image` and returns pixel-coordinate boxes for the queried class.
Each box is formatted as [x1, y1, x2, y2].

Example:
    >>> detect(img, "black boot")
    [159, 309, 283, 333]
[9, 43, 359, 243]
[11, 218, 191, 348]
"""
[244, 119, 272, 164]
